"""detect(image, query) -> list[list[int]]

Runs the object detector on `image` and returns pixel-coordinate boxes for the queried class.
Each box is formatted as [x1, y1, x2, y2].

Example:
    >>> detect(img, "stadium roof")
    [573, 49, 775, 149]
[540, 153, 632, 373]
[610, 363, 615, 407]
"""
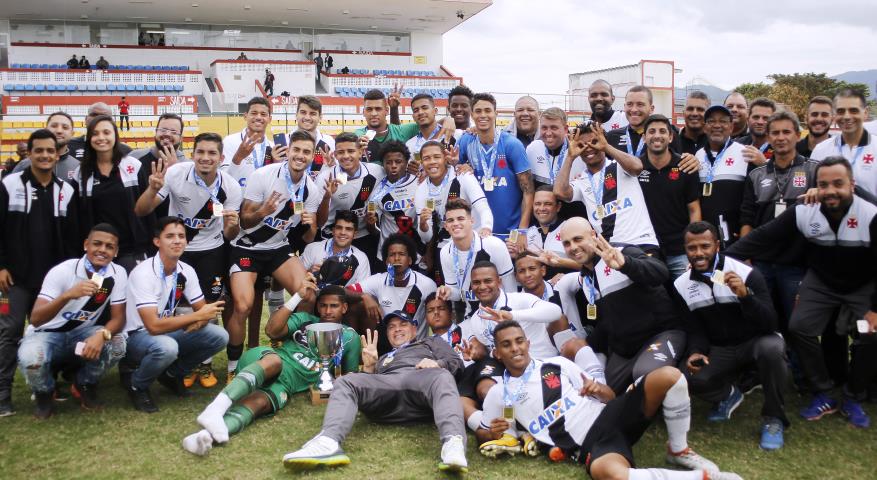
[5, 0, 492, 35]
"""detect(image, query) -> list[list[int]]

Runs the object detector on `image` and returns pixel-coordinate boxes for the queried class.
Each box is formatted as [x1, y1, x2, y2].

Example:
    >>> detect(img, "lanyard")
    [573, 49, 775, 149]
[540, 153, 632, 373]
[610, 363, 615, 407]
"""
[703, 254, 721, 279]
[547, 139, 569, 183]
[835, 136, 866, 166]
[625, 128, 644, 157]
[385, 341, 410, 362]
[375, 174, 409, 202]
[704, 138, 732, 183]
[192, 166, 222, 204]
[539, 281, 553, 302]
[336, 162, 364, 181]
[579, 272, 597, 304]
[772, 163, 794, 200]
[503, 360, 535, 406]
[242, 131, 267, 169]
[586, 162, 608, 205]
[385, 266, 412, 286]
[452, 237, 477, 292]
[428, 170, 451, 198]
[161, 269, 180, 315]
[283, 163, 307, 203]
[325, 239, 352, 258]
[416, 124, 442, 149]
[472, 133, 501, 180]
[83, 257, 108, 277]
[759, 143, 770, 153]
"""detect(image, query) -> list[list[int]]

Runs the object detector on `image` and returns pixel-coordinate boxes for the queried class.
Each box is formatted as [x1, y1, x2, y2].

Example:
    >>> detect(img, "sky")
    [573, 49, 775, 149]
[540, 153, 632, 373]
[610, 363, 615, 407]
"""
[443, 0, 877, 95]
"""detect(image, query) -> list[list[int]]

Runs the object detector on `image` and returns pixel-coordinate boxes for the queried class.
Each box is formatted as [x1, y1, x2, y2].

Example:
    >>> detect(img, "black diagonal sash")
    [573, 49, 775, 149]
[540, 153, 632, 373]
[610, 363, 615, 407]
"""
[541, 362, 579, 452]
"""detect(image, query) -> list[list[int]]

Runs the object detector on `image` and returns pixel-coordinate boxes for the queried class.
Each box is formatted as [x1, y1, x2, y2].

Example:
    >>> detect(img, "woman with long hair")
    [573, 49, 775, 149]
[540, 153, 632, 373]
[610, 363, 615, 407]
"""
[73, 115, 152, 271]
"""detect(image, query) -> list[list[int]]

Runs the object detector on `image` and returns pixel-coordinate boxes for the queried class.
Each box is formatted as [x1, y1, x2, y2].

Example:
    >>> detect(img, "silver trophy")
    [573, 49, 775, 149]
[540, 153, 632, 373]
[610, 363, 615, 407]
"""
[306, 323, 344, 398]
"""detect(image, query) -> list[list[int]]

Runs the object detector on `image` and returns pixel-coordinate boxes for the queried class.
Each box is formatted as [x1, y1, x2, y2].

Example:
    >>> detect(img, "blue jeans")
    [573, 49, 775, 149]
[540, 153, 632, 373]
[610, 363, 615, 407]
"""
[125, 323, 228, 390]
[17, 325, 125, 394]
[665, 254, 690, 281]
[753, 261, 804, 332]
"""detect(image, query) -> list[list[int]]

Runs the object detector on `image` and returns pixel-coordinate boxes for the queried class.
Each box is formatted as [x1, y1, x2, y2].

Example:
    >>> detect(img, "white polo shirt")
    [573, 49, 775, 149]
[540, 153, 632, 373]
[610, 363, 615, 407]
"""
[125, 255, 203, 333]
[300, 239, 371, 286]
[221, 129, 273, 188]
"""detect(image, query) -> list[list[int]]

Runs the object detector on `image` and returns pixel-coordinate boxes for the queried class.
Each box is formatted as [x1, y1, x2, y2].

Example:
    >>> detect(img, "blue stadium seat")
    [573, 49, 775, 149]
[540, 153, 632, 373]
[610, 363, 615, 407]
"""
[24, 84, 35, 91]
[125, 85, 136, 91]
[47, 85, 57, 91]
[14, 84, 24, 91]
[39, 64, 48, 69]
[145, 84, 155, 91]
[96, 84, 106, 91]
[11, 63, 20, 69]
[174, 84, 183, 91]
[165, 84, 175, 91]
[135, 84, 145, 91]
[107, 84, 117, 92]
[65, 85, 77, 91]
[3, 84, 13, 91]
[34, 84, 45, 91]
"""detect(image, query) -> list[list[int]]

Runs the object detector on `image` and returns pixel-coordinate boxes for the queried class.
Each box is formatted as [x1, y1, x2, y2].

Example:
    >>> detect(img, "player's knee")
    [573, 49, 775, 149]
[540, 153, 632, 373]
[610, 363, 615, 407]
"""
[150, 336, 179, 362]
[755, 335, 786, 360]
[588, 454, 629, 480]
[17, 342, 46, 369]
[560, 338, 587, 360]
[646, 365, 682, 390]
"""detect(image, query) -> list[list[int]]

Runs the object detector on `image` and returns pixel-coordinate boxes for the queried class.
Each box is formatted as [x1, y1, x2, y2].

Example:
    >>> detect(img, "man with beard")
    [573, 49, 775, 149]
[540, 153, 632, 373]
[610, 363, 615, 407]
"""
[67, 103, 132, 161]
[293, 96, 334, 179]
[735, 98, 775, 167]
[727, 156, 877, 429]
[132, 113, 189, 218]
[448, 85, 475, 130]
[797, 96, 834, 158]
[587, 80, 627, 132]
[13, 111, 79, 181]
[679, 91, 710, 155]
[724, 92, 749, 140]
[504, 96, 540, 148]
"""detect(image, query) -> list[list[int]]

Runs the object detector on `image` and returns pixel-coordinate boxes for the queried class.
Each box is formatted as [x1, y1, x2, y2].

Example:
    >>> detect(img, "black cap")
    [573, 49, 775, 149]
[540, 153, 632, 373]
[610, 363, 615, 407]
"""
[316, 255, 355, 288]
[381, 309, 418, 327]
[704, 105, 732, 120]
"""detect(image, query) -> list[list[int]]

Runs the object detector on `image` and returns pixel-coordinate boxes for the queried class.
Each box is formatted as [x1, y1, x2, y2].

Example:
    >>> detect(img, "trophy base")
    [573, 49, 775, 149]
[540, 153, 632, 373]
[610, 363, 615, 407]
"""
[309, 386, 332, 405]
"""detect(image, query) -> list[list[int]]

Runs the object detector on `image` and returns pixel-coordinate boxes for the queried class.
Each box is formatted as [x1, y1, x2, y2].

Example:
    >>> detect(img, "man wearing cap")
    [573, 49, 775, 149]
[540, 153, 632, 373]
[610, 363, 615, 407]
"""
[282, 309, 468, 473]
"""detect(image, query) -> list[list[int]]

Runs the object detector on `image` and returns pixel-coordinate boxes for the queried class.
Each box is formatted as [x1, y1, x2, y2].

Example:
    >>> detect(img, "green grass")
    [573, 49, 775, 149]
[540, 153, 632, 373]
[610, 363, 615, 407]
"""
[2, 317, 876, 480]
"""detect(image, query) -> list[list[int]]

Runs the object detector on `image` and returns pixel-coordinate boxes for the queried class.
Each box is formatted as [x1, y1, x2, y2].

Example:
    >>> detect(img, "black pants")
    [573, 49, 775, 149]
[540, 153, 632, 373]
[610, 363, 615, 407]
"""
[605, 329, 686, 395]
[686, 335, 789, 425]
[0, 285, 38, 403]
[119, 114, 129, 131]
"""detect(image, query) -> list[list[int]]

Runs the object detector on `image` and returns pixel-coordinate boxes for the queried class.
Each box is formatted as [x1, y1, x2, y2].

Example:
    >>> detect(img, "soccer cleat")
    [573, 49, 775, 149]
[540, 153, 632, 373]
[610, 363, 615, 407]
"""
[198, 364, 219, 388]
[707, 385, 743, 422]
[705, 471, 744, 480]
[182, 430, 214, 456]
[283, 435, 351, 471]
[33, 392, 54, 419]
[438, 435, 468, 473]
[479, 433, 522, 458]
[759, 417, 785, 450]
[128, 386, 159, 413]
[520, 433, 540, 457]
[226, 370, 236, 385]
[183, 370, 198, 388]
[841, 399, 870, 428]
[71, 383, 104, 410]
[800, 393, 838, 421]
[157, 371, 192, 397]
[666, 446, 718, 472]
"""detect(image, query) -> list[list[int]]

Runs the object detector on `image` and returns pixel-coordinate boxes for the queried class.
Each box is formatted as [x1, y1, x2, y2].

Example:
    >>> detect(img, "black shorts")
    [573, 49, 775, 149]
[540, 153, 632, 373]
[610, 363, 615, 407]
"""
[229, 245, 294, 278]
[456, 358, 504, 402]
[579, 378, 652, 473]
[182, 246, 229, 302]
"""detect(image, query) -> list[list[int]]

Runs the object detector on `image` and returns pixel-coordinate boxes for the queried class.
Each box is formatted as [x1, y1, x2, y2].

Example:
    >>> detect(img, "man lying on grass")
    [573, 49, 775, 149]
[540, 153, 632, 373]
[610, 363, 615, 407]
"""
[181, 277, 360, 455]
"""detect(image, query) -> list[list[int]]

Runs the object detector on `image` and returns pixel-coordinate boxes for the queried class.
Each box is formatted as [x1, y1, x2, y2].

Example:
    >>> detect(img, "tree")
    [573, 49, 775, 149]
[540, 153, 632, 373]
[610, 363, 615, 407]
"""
[734, 82, 772, 100]
[734, 72, 873, 119]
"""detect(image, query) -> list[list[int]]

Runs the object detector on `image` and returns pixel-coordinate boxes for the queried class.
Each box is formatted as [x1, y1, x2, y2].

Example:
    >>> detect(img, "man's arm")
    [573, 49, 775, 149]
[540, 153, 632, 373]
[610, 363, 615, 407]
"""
[138, 303, 220, 335]
[738, 269, 779, 332]
[510, 298, 562, 324]
[739, 175, 758, 237]
[687, 199, 702, 222]
[516, 170, 534, 229]
[725, 206, 799, 262]
[428, 336, 464, 376]
[617, 246, 669, 286]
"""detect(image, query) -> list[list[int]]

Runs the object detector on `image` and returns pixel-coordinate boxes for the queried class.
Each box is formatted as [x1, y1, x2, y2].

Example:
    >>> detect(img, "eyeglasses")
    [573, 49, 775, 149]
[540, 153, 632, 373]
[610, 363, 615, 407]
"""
[157, 127, 181, 136]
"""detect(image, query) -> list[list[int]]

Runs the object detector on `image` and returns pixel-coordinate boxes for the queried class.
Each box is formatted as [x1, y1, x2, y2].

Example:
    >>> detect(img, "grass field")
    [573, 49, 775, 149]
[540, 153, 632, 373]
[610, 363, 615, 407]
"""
[2, 316, 876, 480]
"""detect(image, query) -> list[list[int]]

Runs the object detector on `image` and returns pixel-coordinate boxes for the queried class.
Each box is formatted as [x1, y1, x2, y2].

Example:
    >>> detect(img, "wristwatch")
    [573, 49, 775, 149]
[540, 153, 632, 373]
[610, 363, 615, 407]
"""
[100, 328, 112, 341]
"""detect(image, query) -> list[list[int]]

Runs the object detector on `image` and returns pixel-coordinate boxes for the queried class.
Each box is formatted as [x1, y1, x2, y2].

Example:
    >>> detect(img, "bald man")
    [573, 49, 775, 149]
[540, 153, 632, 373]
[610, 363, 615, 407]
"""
[724, 92, 749, 140]
[503, 96, 540, 148]
[587, 80, 628, 132]
[67, 102, 133, 160]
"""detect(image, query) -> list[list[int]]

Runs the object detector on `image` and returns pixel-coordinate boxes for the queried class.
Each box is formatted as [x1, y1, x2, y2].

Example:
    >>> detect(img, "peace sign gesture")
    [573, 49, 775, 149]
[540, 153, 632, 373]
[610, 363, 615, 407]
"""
[593, 233, 625, 270]
[233, 132, 261, 164]
[388, 83, 404, 108]
[360, 328, 380, 372]
[479, 305, 512, 322]
[148, 154, 168, 191]
[444, 144, 460, 167]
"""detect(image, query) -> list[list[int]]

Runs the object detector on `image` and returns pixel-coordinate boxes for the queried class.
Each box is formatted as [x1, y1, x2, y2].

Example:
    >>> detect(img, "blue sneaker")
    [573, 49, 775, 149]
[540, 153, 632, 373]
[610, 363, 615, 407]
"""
[841, 399, 870, 428]
[799, 393, 838, 421]
[759, 417, 784, 450]
[707, 385, 743, 422]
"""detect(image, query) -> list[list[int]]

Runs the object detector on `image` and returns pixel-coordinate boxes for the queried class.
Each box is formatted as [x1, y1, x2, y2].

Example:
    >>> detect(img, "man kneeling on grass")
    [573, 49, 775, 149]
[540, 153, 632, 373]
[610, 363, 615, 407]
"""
[283, 310, 468, 473]
[182, 278, 360, 455]
[477, 321, 743, 480]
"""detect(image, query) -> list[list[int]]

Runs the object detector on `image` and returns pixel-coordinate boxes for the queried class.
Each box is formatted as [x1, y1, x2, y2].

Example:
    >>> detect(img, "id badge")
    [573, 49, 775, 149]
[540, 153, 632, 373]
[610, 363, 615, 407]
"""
[586, 303, 597, 320]
[367, 201, 377, 214]
[293, 201, 304, 215]
[91, 273, 104, 288]
[595, 205, 606, 219]
[426, 198, 435, 210]
[774, 200, 786, 217]
[702, 182, 713, 197]
[483, 178, 494, 191]
[502, 405, 515, 423]
[212, 202, 224, 217]
[712, 269, 725, 286]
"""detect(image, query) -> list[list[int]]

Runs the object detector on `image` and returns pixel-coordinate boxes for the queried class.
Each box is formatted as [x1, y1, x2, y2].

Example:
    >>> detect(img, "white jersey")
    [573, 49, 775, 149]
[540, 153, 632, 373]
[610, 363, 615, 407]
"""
[526, 221, 567, 259]
[591, 110, 628, 132]
[125, 255, 204, 332]
[33, 257, 127, 333]
[294, 128, 335, 180]
[481, 357, 606, 448]
[460, 291, 560, 360]
[571, 160, 658, 247]
[526, 140, 586, 186]
[439, 235, 516, 315]
[368, 174, 419, 258]
[300, 239, 371, 286]
[405, 127, 464, 156]
[414, 170, 493, 247]
[809, 132, 877, 197]
[349, 270, 436, 338]
[695, 141, 749, 184]
[157, 163, 242, 251]
[221, 129, 273, 188]
[234, 162, 321, 251]
[315, 162, 386, 239]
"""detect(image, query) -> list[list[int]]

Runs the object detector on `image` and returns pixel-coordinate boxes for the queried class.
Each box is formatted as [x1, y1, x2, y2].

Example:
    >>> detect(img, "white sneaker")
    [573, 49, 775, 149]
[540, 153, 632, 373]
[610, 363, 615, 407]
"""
[439, 435, 468, 473]
[282, 435, 350, 471]
[181, 430, 213, 456]
[666, 446, 719, 472]
[706, 471, 744, 480]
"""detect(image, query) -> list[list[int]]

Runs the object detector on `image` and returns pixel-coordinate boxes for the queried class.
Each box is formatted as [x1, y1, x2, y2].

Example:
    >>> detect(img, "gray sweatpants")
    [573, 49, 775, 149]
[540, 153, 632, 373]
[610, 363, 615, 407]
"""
[321, 368, 466, 446]
[605, 329, 687, 394]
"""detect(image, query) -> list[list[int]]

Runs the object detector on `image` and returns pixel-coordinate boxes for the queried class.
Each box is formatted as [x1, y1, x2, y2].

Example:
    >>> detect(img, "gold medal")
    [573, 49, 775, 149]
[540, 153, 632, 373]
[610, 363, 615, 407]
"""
[586, 303, 597, 320]
[293, 201, 304, 215]
[711, 269, 725, 285]
[595, 205, 606, 219]
[508, 229, 520, 244]
[90, 273, 104, 288]
[413, 152, 422, 163]
[483, 177, 494, 191]
[212, 202, 224, 217]
[502, 405, 515, 423]
[702, 182, 713, 197]
[426, 198, 435, 210]
[383, 355, 394, 366]
[367, 201, 377, 214]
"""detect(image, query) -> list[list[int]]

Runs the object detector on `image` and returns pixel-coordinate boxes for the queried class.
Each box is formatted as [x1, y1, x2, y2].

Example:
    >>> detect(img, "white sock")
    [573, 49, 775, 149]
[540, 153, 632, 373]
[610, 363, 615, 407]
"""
[466, 410, 483, 432]
[628, 469, 704, 480]
[181, 429, 214, 456]
[574, 345, 605, 382]
[663, 375, 691, 453]
[227, 360, 238, 372]
[202, 357, 212, 365]
[197, 393, 232, 443]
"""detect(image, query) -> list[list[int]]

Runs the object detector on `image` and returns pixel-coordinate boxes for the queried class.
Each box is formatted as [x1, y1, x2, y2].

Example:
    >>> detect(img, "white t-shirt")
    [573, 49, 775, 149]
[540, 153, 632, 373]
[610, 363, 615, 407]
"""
[591, 110, 628, 132]
[125, 255, 204, 332]
[233, 162, 321, 251]
[414, 170, 493, 247]
[526, 221, 567, 259]
[810, 132, 877, 197]
[404, 128, 464, 156]
[349, 270, 437, 338]
[221, 129, 273, 188]
[368, 174, 419, 258]
[300, 239, 371, 286]
[315, 162, 386, 239]
[157, 163, 242, 251]
[459, 291, 560, 360]
[34, 257, 127, 332]
[526, 140, 586, 186]
[571, 160, 658, 247]
[439, 235, 516, 315]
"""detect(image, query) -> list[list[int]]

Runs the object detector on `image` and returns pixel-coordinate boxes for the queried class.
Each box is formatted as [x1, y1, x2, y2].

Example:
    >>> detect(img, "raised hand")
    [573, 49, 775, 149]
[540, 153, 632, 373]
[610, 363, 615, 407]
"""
[724, 271, 748, 298]
[388, 83, 403, 108]
[360, 328, 380, 369]
[742, 145, 767, 166]
[479, 305, 511, 322]
[148, 156, 167, 191]
[444, 144, 460, 167]
[587, 122, 609, 152]
[678, 153, 701, 174]
[258, 192, 283, 216]
[65, 280, 100, 300]
[233, 133, 260, 164]
[593, 234, 625, 270]
[567, 128, 586, 161]
[298, 272, 318, 301]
